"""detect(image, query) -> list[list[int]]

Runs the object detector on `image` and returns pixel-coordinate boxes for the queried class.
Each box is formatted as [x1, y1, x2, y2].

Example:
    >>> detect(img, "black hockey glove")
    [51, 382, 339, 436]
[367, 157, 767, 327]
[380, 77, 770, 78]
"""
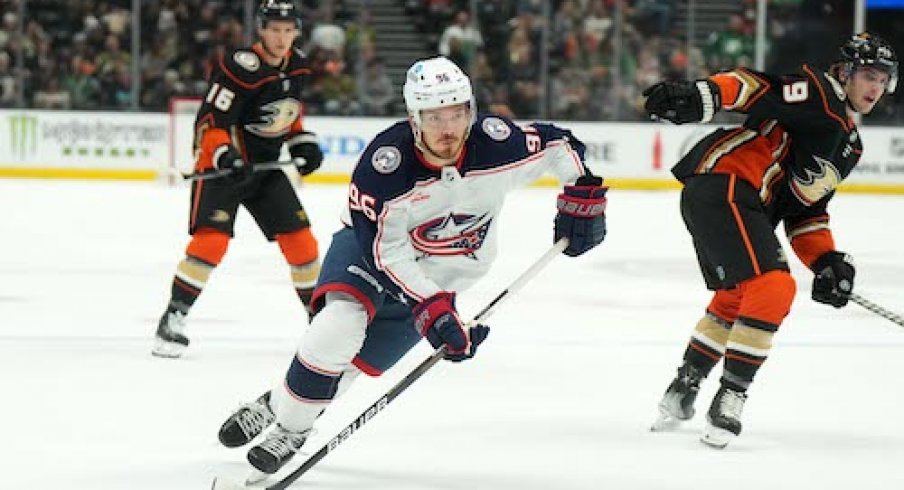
[811, 251, 855, 308]
[288, 131, 323, 176]
[555, 175, 607, 257]
[213, 144, 249, 180]
[643, 79, 720, 124]
[412, 292, 490, 362]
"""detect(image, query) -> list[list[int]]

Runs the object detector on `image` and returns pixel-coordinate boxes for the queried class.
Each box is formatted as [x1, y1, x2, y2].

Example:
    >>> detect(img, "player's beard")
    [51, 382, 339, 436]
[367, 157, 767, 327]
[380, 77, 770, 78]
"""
[424, 134, 464, 161]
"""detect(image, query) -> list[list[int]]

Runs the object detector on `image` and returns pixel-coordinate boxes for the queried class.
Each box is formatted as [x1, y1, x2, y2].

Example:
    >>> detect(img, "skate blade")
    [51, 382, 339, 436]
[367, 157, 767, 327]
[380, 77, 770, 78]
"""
[700, 424, 735, 449]
[245, 470, 269, 485]
[650, 402, 691, 432]
[151, 339, 186, 358]
[211, 476, 253, 490]
[650, 413, 682, 432]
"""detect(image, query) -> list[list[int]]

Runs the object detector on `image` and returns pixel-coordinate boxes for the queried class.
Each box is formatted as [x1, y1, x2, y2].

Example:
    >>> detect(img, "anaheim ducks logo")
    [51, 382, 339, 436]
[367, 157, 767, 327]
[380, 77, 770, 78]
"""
[410, 213, 491, 258]
[245, 98, 301, 137]
[210, 209, 231, 223]
[790, 155, 841, 205]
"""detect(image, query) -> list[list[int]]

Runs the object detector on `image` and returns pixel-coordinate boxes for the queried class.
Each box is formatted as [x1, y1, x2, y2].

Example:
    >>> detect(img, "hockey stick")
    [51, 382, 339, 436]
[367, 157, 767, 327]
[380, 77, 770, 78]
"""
[183, 160, 298, 182]
[850, 293, 904, 328]
[212, 238, 569, 490]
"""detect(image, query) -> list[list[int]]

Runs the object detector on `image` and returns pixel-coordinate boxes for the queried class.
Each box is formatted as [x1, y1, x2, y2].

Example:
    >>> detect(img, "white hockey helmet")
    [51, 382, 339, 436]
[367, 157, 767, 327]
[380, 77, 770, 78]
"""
[403, 56, 476, 134]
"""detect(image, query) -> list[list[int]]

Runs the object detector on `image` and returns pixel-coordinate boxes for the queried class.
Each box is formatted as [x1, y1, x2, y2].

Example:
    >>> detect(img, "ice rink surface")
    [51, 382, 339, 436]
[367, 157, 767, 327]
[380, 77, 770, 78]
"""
[2, 178, 903, 490]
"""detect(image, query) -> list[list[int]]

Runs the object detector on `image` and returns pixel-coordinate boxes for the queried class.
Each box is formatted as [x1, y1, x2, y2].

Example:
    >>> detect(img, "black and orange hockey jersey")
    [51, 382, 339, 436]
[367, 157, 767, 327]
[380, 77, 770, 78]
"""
[192, 44, 313, 171]
[672, 65, 863, 266]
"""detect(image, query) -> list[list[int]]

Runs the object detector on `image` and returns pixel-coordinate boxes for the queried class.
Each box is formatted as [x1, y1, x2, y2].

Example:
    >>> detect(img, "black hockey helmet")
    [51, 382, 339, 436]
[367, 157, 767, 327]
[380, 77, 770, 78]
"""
[256, 0, 301, 30]
[838, 32, 898, 93]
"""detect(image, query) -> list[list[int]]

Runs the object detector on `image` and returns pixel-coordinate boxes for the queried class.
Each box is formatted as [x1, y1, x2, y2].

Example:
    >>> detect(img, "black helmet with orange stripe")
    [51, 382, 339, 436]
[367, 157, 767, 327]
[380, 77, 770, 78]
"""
[256, 0, 302, 30]
[838, 32, 898, 93]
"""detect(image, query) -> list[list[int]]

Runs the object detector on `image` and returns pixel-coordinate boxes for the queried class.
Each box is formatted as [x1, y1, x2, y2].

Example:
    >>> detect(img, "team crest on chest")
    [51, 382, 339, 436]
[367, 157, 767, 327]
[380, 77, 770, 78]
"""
[372, 146, 402, 174]
[233, 51, 260, 72]
[244, 98, 301, 137]
[482, 117, 511, 141]
[790, 155, 841, 205]
[410, 213, 492, 259]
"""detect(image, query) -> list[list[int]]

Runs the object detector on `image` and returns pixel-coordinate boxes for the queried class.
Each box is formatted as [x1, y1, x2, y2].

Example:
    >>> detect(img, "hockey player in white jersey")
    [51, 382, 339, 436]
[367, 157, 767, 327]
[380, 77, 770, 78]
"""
[216, 56, 608, 477]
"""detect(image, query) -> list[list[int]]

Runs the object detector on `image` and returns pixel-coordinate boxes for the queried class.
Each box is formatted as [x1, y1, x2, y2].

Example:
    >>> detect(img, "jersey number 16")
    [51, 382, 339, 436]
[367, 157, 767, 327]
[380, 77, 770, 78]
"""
[205, 83, 236, 111]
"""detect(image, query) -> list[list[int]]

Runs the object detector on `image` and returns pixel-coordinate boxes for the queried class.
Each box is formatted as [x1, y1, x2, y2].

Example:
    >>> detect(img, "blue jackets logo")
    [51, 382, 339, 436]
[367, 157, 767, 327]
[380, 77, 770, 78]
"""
[410, 213, 491, 258]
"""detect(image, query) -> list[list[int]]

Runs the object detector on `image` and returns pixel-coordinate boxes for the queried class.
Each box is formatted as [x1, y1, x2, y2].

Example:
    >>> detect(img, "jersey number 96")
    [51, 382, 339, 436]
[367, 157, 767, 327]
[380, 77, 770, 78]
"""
[349, 183, 377, 221]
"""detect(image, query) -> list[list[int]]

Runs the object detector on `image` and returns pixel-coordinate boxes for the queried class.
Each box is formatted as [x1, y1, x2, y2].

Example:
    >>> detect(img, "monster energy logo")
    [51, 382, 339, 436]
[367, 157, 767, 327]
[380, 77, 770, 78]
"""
[9, 114, 38, 159]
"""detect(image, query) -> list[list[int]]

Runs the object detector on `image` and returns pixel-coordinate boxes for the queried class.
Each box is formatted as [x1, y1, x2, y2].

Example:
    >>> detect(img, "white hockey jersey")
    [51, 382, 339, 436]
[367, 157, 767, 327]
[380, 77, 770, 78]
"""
[342, 113, 591, 304]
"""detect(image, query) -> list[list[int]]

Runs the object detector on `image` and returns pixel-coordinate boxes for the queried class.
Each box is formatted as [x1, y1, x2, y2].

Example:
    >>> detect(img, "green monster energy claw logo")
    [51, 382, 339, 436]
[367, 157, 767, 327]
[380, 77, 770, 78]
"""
[9, 114, 38, 159]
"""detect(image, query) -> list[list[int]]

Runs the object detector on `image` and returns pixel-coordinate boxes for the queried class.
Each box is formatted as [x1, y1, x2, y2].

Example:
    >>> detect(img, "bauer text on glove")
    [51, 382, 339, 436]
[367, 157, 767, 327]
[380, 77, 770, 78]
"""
[555, 175, 607, 257]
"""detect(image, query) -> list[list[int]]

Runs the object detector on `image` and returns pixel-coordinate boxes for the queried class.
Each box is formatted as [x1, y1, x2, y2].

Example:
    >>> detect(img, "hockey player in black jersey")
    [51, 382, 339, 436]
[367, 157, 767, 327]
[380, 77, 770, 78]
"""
[153, 1, 325, 358]
[643, 33, 897, 447]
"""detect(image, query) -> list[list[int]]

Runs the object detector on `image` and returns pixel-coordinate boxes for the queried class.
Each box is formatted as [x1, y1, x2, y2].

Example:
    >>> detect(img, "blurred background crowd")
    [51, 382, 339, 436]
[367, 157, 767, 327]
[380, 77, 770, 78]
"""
[1, 0, 902, 123]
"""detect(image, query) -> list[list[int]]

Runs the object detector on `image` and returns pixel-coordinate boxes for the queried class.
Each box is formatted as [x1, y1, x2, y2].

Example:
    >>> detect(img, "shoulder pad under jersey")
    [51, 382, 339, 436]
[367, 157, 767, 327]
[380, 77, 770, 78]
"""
[474, 113, 517, 143]
[218, 49, 268, 87]
[354, 122, 417, 196]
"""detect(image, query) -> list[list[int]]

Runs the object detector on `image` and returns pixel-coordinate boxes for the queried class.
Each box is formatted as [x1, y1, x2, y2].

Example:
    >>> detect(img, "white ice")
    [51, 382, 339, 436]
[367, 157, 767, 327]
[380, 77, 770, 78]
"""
[2, 179, 903, 490]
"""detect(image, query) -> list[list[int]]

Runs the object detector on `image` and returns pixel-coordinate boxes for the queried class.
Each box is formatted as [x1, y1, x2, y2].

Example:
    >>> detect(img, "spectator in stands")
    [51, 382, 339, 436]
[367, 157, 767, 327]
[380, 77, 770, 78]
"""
[507, 25, 541, 117]
[318, 58, 361, 116]
[96, 34, 131, 78]
[356, 57, 394, 116]
[0, 50, 17, 107]
[634, 0, 674, 37]
[704, 13, 754, 72]
[438, 10, 483, 71]
[344, 9, 375, 67]
[0, 11, 13, 49]
[63, 54, 101, 109]
[551, 66, 591, 120]
[33, 76, 71, 109]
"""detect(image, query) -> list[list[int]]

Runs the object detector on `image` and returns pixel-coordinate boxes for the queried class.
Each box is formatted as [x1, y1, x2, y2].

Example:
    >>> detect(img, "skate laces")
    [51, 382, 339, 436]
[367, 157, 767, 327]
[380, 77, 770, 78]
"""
[718, 389, 747, 418]
[166, 311, 186, 334]
[260, 426, 310, 457]
[236, 401, 275, 438]
[677, 365, 702, 390]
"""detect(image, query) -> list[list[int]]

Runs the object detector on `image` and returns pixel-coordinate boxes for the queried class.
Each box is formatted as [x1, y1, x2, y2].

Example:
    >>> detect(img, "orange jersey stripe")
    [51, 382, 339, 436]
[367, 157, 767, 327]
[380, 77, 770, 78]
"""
[727, 175, 762, 276]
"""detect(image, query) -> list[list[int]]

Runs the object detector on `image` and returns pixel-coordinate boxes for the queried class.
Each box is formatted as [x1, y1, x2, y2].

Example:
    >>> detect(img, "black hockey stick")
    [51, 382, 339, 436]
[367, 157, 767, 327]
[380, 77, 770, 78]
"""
[183, 160, 298, 182]
[850, 293, 904, 328]
[212, 238, 569, 490]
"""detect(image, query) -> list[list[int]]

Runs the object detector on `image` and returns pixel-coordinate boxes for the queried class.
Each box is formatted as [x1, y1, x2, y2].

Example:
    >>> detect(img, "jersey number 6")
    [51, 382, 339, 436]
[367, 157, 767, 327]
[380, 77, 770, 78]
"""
[782, 81, 808, 103]
[349, 183, 377, 221]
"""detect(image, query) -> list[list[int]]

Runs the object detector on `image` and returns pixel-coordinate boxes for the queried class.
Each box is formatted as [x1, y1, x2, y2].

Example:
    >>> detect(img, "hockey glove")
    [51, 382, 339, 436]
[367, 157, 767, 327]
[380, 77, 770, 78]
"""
[288, 131, 323, 176]
[212, 144, 249, 180]
[555, 175, 608, 257]
[811, 251, 855, 308]
[643, 79, 720, 124]
[412, 292, 490, 362]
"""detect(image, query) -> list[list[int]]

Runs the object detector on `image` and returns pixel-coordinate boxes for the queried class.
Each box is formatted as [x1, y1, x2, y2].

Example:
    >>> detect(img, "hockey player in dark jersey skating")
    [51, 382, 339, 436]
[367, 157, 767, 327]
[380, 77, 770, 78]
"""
[153, 1, 325, 358]
[644, 32, 898, 448]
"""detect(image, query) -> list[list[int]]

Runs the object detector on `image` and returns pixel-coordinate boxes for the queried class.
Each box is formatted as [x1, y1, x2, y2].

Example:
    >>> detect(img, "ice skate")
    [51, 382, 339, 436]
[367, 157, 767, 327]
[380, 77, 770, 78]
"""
[247, 424, 311, 475]
[700, 385, 747, 449]
[151, 310, 189, 358]
[651, 363, 704, 431]
[219, 391, 276, 448]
